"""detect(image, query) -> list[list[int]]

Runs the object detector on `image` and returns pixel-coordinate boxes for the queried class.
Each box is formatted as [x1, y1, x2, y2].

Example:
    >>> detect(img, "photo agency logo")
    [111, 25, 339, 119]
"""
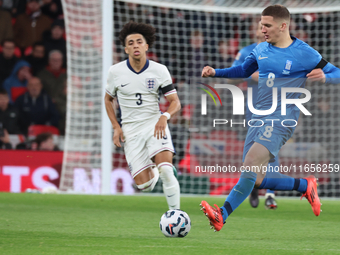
[199, 82, 222, 115]
[200, 83, 312, 128]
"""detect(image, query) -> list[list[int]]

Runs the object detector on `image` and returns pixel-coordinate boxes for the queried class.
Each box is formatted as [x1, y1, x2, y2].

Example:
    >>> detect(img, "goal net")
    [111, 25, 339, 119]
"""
[60, 0, 340, 197]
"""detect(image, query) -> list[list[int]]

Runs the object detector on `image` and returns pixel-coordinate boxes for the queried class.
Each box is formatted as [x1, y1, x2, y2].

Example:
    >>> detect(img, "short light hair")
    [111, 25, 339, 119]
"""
[49, 50, 63, 59]
[262, 5, 290, 23]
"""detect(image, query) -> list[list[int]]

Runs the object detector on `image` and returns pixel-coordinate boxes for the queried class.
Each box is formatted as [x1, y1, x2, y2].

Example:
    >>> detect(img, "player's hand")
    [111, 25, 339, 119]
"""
[201, 66, 216, 77]
[307, 68, 326, 83]
[154, 115, 167, 140]
[113, 127, 124, 147]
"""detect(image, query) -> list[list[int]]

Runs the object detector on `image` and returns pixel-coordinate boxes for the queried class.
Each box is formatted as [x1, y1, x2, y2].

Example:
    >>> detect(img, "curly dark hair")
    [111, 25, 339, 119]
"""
[119, 21, 156, 47]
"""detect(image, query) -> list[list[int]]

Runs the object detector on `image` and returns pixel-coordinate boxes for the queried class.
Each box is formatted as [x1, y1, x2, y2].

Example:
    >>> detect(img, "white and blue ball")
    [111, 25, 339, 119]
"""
[159, 209, 191, 237]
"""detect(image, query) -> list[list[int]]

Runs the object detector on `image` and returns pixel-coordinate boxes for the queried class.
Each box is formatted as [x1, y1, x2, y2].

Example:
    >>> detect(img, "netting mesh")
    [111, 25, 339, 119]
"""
[59, 0, 103, 192]
[60, 0, 340, 197]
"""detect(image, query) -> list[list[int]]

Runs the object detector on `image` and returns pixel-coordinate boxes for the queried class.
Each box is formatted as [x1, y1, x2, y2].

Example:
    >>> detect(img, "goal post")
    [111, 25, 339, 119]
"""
[60, 0, 113, 193]
[60, 0, 340, 197]
[101, 0, 114, 194]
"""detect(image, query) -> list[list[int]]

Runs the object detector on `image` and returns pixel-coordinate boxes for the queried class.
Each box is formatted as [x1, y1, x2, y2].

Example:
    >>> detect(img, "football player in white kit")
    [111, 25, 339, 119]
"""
[104, 21, 181, 209]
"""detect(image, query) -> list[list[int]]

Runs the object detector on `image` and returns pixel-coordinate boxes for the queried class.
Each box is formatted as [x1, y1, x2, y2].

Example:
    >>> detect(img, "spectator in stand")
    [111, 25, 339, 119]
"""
[187, 30, 209, 79]
[41, 0, 63, 20]
[15, 77, 59, 135]
[25, 42, 47, 75]
[43, 20, 66, 67]
[37, 50, 66, 101]
[13, 0, 52, 50]
[215, 40, 235, 69]
[0, 0, 13, 44]
[53, 81, 66, 135]
[3, 60, 32, 103]
[1, 0, 27, 17]
[0, 88, 21, 134]
[33, 132, 59, 150]
[0, 39, 20, 87]
[0, 128, 12, 149]
[16, 132, 58, 150]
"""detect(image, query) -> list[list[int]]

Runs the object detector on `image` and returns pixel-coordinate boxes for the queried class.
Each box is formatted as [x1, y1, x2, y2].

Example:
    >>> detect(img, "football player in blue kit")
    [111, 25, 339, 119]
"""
[200, 4, 340, 231]
[231, 21, 278, 209]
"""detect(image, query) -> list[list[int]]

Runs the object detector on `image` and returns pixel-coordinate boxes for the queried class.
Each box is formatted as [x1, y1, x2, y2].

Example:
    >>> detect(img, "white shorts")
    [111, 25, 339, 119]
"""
[123, 124, 175, 178]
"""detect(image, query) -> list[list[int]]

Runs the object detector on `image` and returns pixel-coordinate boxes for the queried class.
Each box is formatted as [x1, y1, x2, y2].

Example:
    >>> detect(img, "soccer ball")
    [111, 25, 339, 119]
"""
[159, 209, 191, 237]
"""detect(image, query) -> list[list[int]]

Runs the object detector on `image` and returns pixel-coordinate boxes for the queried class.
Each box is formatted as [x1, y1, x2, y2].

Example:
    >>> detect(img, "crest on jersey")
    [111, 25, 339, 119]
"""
[146, 78, 156, 89]
[282, 60, 292, 75]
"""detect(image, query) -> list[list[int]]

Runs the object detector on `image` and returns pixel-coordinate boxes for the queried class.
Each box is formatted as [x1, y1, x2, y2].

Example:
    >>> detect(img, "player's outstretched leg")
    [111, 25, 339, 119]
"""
[258, 172, 322, 216]
[200, 143, 267, 231]
[201, 170, 257, 231]
[158, 162, 180, 209]
[300, 175, 322, 216]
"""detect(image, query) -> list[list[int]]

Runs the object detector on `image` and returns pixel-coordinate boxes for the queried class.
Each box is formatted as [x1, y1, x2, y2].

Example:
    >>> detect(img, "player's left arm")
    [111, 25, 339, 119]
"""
[301, 46, 340, 84]
[154, 89, 181, 139]
[307, 61, 340, 84]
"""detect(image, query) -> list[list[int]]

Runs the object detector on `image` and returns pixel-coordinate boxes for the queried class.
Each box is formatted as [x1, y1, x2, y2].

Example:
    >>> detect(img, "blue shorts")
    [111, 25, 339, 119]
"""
[242, 121, 295, 162]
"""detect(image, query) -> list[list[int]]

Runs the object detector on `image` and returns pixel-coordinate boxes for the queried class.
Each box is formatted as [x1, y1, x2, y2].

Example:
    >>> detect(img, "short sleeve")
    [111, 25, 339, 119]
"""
[105, 66, 117, 98]
[160, 66, 173, 88]
[160, 66, 177, 97]
[293, 44, 322, 71]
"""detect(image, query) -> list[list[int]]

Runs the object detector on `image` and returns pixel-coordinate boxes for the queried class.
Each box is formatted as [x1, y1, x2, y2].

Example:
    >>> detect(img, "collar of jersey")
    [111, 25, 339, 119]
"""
[269, 36, 297, 50]
[126, 59, 149, 74]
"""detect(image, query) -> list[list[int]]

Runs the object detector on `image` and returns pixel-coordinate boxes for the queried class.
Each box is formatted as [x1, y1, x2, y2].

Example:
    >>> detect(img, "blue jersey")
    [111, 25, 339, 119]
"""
[232, 43, 258, 122]
[215, 37, 331, 123]
[214, 36, 340, 159]
[244, 37, 321, 122]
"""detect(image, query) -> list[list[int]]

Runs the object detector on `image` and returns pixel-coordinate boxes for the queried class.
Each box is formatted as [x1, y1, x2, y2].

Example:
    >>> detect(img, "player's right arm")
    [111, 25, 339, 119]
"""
[104, 93, 124, 147]
[201, 52, 258, 79]
[105, 66, 124, 147]
[228, 48, 259, 84]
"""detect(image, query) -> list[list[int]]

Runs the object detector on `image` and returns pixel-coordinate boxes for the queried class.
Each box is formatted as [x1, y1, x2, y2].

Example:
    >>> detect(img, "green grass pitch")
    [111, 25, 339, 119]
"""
[0, 193, 339, 255]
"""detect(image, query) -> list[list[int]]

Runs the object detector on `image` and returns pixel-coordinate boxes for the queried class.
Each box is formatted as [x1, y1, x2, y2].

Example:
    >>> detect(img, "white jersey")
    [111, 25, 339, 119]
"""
[105, 59, 176, 137]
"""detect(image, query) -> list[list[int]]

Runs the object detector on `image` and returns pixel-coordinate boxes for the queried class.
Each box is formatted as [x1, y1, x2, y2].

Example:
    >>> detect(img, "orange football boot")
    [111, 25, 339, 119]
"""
[200, 201, 224, 231]
[300, 175, 322, 216]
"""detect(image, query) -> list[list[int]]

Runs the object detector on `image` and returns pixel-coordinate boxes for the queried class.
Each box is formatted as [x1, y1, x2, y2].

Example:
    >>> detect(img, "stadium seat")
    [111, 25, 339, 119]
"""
[24, 46, 33, 56]
[28, 125, 60, 136]
[11, 87, 27, 102]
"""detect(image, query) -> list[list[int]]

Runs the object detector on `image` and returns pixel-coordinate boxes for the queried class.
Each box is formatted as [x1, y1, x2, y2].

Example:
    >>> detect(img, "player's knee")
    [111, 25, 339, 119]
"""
[136, 167, 159, 192]
[243, 152, 260, 168]
[254, 177, 264, 188]
[158, 162, 175, 182]
[137, 178, 156, 192]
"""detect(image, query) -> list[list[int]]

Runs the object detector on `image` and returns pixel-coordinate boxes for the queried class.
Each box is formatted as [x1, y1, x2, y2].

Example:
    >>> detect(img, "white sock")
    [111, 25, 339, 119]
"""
[158, 162, 180, 209]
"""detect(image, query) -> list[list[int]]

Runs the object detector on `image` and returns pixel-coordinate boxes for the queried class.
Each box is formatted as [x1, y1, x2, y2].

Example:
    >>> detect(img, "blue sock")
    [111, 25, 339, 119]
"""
[258, 170, 307, 193]
[221, 171, 257, 222]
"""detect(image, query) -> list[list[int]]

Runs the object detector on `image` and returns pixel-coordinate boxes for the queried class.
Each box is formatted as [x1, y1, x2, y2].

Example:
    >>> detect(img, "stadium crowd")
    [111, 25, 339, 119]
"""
[0, 0, 65, 150]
